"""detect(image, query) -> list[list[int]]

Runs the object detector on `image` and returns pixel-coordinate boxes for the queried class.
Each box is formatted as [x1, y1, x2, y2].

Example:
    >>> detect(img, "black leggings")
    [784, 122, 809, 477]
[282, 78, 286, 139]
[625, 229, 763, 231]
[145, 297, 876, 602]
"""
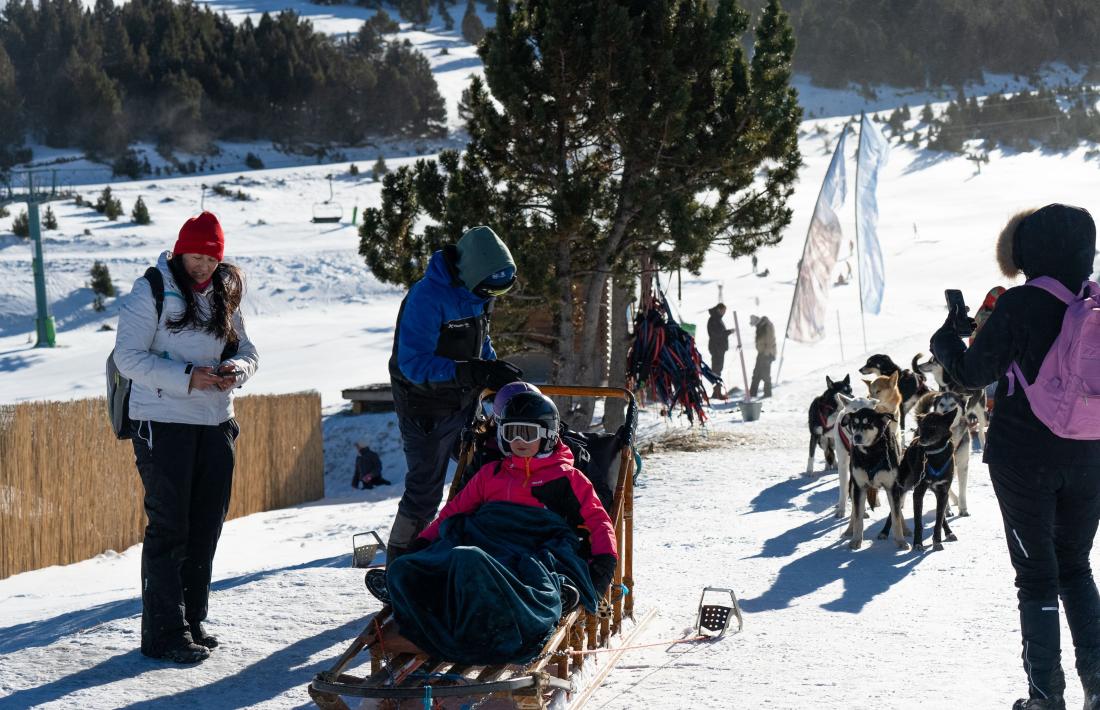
[990, 461, 1100, 700]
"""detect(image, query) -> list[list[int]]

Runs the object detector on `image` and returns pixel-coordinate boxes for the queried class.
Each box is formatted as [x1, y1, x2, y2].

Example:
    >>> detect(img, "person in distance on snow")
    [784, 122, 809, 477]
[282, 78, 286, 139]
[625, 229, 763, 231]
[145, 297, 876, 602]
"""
[707, 303, 733, 399]
[352, 441, 391, 489]
[113, 211, 258, 664]
[749, 314, 777, 398]
[930, 204, 1100, 710]
[385, 226, 523, 562]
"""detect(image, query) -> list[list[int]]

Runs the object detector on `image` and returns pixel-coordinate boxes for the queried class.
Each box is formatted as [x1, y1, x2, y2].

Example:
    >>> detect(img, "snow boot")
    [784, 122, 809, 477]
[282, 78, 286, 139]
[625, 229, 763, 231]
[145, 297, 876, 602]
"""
[365, 569, 391, 605]
[1011, 696, 1065, 710]
[560, 582, 580, 616]
[1079, 655, 1100, 710]
[143, 639, 210, 664]
[189, 622, 219, 650]
[386, 512, 426, 563]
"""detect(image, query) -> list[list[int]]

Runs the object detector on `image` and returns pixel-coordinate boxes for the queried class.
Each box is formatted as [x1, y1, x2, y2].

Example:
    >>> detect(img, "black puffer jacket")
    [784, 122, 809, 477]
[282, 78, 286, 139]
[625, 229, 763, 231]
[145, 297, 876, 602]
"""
[931, 203, 1100, 467]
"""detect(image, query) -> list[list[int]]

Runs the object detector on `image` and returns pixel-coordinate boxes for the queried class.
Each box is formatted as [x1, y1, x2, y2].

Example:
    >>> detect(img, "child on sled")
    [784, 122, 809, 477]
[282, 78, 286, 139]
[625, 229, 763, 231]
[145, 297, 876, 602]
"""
[367, 391, 618, 659]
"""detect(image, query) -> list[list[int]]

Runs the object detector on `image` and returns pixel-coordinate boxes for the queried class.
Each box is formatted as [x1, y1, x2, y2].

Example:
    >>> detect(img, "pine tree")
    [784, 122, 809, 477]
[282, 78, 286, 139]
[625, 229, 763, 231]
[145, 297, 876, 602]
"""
[43, 206, 58, 230]
[131, 196, 151, 224]
[398, 0, 431, 25]
[96, 187, 123, 220]
[90, 260, 116, 311]
[371, 156, 389, 180]
[12, 210, 29, 237]
[461, 0, 485, 45]
[360, 0, 801, 424]
[921, 103, 935, 123]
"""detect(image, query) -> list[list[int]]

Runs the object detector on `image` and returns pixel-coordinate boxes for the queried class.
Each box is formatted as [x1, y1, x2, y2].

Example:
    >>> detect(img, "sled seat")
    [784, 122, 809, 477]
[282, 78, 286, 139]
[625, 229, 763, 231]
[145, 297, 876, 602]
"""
[308, 386, 639, 710]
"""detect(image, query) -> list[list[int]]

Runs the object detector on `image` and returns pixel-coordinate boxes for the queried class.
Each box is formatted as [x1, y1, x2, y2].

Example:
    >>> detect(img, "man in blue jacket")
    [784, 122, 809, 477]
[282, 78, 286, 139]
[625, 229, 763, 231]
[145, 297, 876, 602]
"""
[386, 226, 523, 560]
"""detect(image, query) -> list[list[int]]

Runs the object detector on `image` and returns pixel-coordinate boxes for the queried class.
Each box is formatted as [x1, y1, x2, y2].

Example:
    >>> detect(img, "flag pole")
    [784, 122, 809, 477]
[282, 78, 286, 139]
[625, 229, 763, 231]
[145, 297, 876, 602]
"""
[855, 113, 869, 354]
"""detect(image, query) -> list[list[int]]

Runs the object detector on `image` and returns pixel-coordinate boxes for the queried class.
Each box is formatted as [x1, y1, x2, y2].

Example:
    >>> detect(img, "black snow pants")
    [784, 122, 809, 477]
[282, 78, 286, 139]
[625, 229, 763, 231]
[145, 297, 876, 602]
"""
[132, 419, 237, 654]
[392, 395, 471, 524]
[989, 461, 1100, 701]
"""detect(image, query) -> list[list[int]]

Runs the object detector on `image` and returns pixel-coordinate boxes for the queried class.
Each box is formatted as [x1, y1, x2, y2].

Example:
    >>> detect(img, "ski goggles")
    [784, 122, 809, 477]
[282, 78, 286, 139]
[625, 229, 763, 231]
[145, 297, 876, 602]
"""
[500, 422, 549, 444]
[474, 267, 517, 298]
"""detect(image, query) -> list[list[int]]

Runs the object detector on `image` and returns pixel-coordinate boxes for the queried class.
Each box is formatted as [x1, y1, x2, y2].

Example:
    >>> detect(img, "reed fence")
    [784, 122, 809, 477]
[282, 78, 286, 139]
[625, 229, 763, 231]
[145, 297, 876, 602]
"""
[0, 391, 323, 579]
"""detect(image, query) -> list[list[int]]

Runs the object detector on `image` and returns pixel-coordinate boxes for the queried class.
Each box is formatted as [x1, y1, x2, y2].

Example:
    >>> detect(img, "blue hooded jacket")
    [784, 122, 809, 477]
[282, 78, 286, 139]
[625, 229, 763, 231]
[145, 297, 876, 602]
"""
[389, 248, 497, 410]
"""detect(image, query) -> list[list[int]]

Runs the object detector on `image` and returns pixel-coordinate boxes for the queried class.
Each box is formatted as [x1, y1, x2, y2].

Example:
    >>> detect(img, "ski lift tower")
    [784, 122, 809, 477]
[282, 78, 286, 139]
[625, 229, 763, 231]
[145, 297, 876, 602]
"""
[1, 170, 74, 347]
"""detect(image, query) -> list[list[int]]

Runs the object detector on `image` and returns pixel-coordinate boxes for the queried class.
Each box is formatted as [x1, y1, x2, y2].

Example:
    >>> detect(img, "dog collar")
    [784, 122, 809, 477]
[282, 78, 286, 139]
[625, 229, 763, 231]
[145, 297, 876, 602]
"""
[924, 441, 951, 456]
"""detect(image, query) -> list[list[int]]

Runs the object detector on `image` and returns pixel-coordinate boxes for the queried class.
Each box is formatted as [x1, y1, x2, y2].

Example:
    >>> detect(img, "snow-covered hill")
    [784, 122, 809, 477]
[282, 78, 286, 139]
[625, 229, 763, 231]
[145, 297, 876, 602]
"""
[4, 3, 1100, 708]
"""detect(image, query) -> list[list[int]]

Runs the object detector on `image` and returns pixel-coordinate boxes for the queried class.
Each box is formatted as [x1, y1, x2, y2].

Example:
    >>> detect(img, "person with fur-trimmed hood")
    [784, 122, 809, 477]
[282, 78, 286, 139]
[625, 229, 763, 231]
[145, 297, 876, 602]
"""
[386, 226, 524, 562]
[114, 211, 258, 664]
[930, 204, 1100, 710]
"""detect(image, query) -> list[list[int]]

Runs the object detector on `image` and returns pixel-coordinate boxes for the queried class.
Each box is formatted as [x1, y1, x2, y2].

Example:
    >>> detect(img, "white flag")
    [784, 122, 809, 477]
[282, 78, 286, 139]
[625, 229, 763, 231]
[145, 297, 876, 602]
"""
[856, 113, 889, 315]
[787, 128, 848, 343]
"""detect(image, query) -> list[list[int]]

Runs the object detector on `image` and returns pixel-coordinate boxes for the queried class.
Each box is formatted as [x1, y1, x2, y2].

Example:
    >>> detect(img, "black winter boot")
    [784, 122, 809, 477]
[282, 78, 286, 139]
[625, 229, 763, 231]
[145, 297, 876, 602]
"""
[1080, 655, 1100, 710]
[143, 639, 210, 664]
[386, 512, 426, 563]
[189, 622, 219, 649]
[1011, 696, 1065, 710]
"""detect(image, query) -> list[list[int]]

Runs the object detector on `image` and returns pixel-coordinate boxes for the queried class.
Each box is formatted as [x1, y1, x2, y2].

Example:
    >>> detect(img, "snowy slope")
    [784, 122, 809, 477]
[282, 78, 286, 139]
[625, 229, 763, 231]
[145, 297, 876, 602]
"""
[5, 4, 1100, 708]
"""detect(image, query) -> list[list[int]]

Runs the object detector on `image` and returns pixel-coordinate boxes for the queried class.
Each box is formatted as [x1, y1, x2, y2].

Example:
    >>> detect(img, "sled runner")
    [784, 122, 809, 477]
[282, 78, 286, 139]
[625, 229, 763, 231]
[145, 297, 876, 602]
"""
[308, 386, 641, 710]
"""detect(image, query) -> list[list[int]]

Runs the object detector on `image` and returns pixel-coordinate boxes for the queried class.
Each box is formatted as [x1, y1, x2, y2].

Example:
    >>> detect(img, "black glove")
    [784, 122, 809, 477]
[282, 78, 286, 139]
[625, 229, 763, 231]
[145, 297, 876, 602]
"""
[408, 536, 432, 554]
[455, 359, 524, 389]
[587, 553, 617, 595]
[942, 304, 976, 338]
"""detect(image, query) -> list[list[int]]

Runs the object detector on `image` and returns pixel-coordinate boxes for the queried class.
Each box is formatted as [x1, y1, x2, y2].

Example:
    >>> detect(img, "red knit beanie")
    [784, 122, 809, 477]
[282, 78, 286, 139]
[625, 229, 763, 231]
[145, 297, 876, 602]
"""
[174, 212, 225, 261]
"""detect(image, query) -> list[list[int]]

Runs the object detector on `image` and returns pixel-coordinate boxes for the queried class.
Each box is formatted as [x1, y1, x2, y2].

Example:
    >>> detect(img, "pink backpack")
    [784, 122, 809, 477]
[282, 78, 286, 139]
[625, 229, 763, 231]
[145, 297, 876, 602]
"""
[1005, 276, 1100, 439]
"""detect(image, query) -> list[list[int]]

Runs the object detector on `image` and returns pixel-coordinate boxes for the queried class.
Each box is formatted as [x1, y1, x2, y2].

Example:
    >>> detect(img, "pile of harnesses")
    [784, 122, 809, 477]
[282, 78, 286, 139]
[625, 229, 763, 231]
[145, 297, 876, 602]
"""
[626, 290, 720, 423]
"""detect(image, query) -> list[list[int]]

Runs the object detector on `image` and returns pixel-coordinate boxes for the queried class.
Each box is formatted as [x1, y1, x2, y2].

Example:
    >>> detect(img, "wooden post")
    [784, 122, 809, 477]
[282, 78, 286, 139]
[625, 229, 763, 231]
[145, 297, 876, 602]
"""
[732, 311, 752, 402]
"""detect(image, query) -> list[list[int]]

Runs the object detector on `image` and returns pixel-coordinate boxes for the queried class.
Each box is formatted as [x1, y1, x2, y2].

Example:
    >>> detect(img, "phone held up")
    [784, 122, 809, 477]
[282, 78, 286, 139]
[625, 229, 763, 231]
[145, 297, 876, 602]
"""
[944, 289, 974, 338]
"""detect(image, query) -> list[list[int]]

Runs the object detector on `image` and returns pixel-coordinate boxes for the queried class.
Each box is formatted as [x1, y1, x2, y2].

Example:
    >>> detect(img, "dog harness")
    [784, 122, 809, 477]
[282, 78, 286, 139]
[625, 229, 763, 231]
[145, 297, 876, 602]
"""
[922, 441, 952, 480]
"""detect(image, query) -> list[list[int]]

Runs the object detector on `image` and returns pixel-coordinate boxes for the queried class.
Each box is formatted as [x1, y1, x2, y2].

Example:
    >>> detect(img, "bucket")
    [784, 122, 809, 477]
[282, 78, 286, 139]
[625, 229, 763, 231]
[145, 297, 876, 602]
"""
[738, 400, 762, 422]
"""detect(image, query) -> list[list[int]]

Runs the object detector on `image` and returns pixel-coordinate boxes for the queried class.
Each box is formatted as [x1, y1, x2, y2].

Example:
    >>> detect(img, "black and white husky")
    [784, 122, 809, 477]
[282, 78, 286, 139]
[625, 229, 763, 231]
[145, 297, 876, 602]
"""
[882, 411, 958, 551]
[842, 406, 907, 550]
[913, 389, 972, 517]
[805, 375, 854, 476]
[832, 393, 879, 519]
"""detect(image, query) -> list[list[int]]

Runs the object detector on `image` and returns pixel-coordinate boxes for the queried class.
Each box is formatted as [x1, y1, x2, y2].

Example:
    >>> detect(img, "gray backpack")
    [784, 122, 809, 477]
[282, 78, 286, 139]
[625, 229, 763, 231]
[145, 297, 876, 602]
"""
[106, 267, 164, 439]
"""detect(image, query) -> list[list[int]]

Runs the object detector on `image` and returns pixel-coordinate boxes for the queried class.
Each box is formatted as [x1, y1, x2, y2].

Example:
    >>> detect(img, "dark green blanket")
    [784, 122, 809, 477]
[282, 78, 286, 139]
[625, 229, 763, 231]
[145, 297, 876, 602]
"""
[387, 502, 598, 665]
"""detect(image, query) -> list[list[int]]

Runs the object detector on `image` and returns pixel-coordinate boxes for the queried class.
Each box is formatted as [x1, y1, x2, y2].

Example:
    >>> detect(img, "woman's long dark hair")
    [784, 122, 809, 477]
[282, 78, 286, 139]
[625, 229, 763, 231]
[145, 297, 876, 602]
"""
[166, 254, 244, 346]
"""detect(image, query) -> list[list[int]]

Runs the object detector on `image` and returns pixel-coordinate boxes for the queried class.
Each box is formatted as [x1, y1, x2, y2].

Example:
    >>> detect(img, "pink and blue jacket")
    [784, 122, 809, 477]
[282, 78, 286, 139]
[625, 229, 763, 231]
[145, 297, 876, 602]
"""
[419, 442, 617, 559]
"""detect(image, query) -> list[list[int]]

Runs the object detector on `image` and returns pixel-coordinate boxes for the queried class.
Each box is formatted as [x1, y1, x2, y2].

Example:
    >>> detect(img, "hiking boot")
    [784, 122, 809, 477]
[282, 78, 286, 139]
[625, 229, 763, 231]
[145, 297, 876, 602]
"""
[1011, 696, 1065, 710]
[365, 569, 391, 605]
[386, 513, 426, 563]
[189, 622, 219, 650]
[374, 477, 392, 486]
[560, 582, 580, 616]
[142, 640, 210, 664]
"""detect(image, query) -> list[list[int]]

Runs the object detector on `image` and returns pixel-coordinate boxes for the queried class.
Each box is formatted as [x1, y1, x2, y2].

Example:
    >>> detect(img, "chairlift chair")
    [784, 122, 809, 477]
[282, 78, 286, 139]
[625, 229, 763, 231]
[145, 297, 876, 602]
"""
[312, 175, 343, 224]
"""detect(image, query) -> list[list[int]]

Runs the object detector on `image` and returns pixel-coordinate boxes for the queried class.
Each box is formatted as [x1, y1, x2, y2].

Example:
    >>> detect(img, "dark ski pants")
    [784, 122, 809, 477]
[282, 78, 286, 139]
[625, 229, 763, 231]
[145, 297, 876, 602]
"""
[989, 461, 1100, 700]
[710, 350, 726, 379]
[750, 354, 774, 397]
[393, 401, 471, 525]
[132, 419, 237, 654]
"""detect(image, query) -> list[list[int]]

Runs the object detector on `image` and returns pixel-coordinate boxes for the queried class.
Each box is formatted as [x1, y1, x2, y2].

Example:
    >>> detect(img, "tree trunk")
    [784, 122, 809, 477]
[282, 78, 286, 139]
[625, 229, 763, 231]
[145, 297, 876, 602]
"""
[603, 273, 634, 433]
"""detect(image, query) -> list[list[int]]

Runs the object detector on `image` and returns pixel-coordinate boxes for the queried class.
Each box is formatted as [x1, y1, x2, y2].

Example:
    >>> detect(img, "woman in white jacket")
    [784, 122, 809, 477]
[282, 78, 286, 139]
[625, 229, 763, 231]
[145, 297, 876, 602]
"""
[113, 211, 258, 664]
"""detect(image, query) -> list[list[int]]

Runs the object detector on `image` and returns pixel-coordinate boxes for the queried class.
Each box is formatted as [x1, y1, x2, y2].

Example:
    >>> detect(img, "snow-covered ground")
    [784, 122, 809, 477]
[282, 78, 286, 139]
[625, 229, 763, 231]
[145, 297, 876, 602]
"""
[4, 3, 1100, 708]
